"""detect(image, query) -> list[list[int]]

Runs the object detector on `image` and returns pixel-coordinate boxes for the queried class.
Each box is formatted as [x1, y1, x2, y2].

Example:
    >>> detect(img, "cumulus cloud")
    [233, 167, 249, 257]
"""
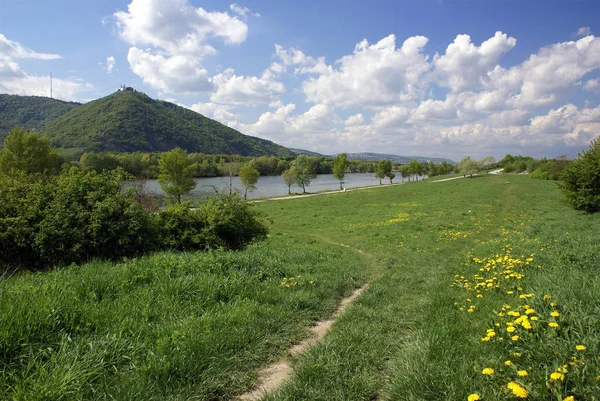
[0, 34, 91, 101]
[344, 113, 364, 126]
[114, 0, 248, 94]
[577, 27, 592, 37]
[434, 31, 516, 92]
[188, 101, 239, 123]
[210, 68, 285, 105]
[582, 78, 600, 92]
[230, 3, 260, 19]
[0, 33, 61, 60]
[105, 56, 116, 74]
[301, 34, 431, 107]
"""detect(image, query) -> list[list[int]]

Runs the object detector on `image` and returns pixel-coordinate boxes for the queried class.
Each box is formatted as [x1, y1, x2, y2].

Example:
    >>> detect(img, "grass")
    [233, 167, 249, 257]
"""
[2, 173, 600, 400]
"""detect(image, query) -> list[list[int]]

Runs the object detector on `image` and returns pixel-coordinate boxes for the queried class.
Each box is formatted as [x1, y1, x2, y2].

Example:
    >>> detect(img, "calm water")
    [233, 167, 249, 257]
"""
[140, 173, 413, 200]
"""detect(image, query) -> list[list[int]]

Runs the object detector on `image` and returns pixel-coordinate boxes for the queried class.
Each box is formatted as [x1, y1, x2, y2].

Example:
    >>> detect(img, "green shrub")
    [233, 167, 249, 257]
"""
[155, 203, 212, 251]
[0, 167, 156, 269]
[559, 138, 600, 213]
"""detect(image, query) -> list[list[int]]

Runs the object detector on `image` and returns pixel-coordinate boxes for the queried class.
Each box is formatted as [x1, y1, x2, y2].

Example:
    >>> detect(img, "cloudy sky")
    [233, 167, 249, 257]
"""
[1, 0, 599, 160]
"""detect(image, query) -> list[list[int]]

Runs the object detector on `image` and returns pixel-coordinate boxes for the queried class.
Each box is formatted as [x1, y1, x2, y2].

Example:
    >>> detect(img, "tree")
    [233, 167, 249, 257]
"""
[239, 164, 260, 200]
[406, 159, 420, 181]
[281, 169, 297, 194]
[220, 156, 240, 195]
[458, 156, 479, 177]
[158, 148, 196, 203]
[0, 127, 61, 176]
[559, 139, 600, 213]
[376, 160, 392, 184]
[480, 156, 496, 173]
[428, 161, 437, 177]
[387, 172, 396, 184]
[333, 153, 347, 190]
[291, 155, 318, 193]
[400, 165, 410, 182]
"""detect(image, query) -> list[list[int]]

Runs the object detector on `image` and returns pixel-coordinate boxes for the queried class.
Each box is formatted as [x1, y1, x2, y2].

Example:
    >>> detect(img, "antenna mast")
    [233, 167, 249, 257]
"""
[50, 72, 53, 99]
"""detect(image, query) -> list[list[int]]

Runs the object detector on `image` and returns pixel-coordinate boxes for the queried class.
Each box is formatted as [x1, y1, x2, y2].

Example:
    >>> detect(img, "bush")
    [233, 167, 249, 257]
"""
[0, 167, 156, 269]
[155, 203, 212, 251]
[559, 138, 600, 213]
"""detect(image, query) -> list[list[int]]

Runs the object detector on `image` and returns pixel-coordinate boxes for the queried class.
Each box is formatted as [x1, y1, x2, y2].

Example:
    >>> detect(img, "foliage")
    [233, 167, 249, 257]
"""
[281, 169, 297, 194]
[200, 194, 268, 250]
[375, 160, 392, 184]
[0, 94, 79, 141]
[239, 163, 260, 199]
[40, 90, 292, 156]
[480, 156, 496, 173]
[154, 202, 209, 251]
[0, 167, 155, 269]
[559, 138, 600, 213]
[458, 156, 480, 177]
[0, 127, 62, 176]
[333, 153, 347, 189]
[158, 148, 197, 203]
[290, 155, 318, 193]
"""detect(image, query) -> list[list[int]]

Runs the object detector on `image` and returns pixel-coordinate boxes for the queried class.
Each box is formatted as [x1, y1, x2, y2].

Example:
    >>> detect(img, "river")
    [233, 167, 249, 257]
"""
[139, 173, 419, 200]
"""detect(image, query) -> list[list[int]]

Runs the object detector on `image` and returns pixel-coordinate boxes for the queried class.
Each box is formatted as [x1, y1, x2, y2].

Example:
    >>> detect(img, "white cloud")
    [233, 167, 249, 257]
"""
[0, 35, 91, 101]
[433, 31, 516, 92]
[127, 47, 213, 94]
[114, 0, 247, 94]
[577, 27, 592, 37]
[344, 113, 364, 126]
[106, 56, 116, 74]
[0, 33, 61, 60]
[230, 3, 260, 19]
[583, 78, 600, 92]
[301, 34, 431, 107]
[188, 101, 239, 123]
[210, 67, 285, 105]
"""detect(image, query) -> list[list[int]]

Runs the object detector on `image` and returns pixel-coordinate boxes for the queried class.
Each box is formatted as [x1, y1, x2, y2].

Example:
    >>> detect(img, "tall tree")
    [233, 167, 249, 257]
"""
[0, 127, 61, 176]
[281, 169, 297, 194]
[291, 155, 318, 193]
[458, 156, 479, 177]
[376, 160, 392, 185]
[239, 164, 260, 200]
[158, 148, 196, 203]
[333, 153, 348, 190]
[480, 156, 496, 174]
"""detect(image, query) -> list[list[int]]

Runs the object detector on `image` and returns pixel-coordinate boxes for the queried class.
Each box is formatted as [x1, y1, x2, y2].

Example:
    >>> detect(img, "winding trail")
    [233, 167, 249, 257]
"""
[236, 243, 370, 401]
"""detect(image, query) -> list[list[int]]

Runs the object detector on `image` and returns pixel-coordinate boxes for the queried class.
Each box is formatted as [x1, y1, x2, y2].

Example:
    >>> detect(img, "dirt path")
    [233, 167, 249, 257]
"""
[430, 169, 503, 183]
[254, 182, 405, 203]
[236, 245, 369, 401]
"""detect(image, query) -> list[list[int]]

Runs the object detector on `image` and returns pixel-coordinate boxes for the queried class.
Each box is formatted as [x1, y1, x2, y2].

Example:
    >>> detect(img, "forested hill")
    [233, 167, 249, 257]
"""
[0, 94, 80, 141]
[40, 90, 293, 156]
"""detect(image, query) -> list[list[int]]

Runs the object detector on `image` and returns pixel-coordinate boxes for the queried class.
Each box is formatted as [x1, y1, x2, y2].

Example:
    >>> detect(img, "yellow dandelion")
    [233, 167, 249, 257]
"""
[517, 370, 528, 377]
[467, 394, 481, 401]
[531, 316, 539, 321]
[482, 367, 495, 375]
[507, 381, 528, 398]
[551, 311, 560, 317]
[550, 372, 565, 382]
[563, 396, 575, 401]
[576, 345, 586, 351]
[525, 308, 535, 315]
[513, 352, 521, 357]
[511, 335, 519, 341]
[505, 360, 512, 366]
[507, 326, 516, 333]
[549, 322, 559, 328]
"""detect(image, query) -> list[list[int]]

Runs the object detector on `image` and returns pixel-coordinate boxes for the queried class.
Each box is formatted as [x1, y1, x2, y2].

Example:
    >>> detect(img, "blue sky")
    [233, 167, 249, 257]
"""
[1, 0, 599, 160]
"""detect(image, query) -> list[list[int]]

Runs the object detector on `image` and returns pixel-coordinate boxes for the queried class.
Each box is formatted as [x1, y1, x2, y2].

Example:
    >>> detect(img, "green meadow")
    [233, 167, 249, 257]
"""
[2, 174, 599, 400]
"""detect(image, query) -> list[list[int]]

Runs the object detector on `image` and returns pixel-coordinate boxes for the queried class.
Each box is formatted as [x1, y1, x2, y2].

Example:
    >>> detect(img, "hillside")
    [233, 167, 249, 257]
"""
[40, 89, 292, 156]
[344, 152, 455, 164]
[0, 94, 79, 142]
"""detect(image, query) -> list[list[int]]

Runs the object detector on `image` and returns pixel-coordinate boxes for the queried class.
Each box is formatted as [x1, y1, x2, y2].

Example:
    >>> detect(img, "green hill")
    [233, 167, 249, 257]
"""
[41, 89, 292, 156]
[0, 94, 79, 142]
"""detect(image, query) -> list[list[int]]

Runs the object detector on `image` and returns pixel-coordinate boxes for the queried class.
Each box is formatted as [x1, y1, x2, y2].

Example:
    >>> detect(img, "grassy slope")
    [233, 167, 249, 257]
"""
[1, 174, 599, 400]
[256, 174, 600, 400]
[0, 236, 372, 400]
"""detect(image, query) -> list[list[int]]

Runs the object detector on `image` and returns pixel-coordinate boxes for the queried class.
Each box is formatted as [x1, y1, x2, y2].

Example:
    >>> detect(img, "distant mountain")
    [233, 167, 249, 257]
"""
[39, 89, 292, 156]
[344, 152, 456, 164]
[0, 94, 79, 141]
[289, 148, 323, 157]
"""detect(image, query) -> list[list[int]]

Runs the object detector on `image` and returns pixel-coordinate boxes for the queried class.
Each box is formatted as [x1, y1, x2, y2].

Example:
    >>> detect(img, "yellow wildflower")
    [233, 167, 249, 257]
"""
[507, 326, 516, 333]
[563, 397, 574, 401]
[482, 368, 495, 375]
[507, 381, 528, 398]
[517, 370, 528, 377]
[511, 335, 519, 341]
[550, 372, 565, 382]
[467, 394, 480, 401]
[576, 345, 586, 351]
[551, 311, 560, 317]
[549, 322, 559, 328]
[505, 360, 512, 366]
[525, 308, 535, 315]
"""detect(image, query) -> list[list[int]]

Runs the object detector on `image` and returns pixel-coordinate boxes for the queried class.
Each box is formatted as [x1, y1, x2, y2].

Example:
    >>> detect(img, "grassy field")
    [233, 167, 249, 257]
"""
[1, 174, 599, 400]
